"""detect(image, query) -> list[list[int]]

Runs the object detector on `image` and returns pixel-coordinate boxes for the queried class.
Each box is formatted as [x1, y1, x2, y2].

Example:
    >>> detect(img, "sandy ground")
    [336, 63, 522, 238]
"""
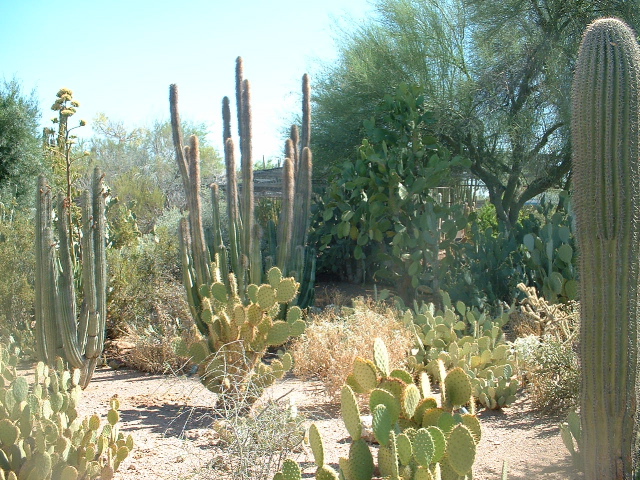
[71, 366, 583, 480]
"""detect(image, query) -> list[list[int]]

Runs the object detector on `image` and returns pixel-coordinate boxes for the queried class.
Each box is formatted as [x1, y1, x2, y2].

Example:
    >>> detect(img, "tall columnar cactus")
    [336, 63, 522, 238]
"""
[35, 167, 108, 388]
[572, 18, 640, 479]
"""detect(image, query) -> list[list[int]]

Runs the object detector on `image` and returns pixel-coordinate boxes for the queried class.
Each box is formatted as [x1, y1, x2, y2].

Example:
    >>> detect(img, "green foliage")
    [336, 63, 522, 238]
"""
[312, 84, 470, 301]
[312, 0, 640, 228]
[0, 79, 42, 205]
[0, 343, 132, 480]
[0, 207, 35, 359]
[106, 208, 195, 373]
[87, 115, 223, 233]
[275, 340, 482, 480]
[440, 223, 528, 311]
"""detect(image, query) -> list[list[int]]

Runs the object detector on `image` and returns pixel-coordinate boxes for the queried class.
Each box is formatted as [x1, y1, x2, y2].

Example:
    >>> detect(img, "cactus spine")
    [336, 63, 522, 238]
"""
[572, 18, 640, 479]
[34, 168, 107, 388]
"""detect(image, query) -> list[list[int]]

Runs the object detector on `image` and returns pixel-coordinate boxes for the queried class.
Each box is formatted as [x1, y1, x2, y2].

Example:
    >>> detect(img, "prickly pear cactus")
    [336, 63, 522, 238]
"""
[406, 299, 519, 410]
[274, 339, 482, 480]
[185, 265, 303, 398]
[0, 343, 132, 480]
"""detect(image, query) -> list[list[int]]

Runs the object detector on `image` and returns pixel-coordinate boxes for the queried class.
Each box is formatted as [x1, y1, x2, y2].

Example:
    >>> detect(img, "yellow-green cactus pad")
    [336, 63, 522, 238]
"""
[413, 428, 435, 467]
[370, 388, 401, 424]
[210, 282, 228, 303]
[267, 266, 283, 287]
[309, 423, 324, 466]
[348, 439, 374, 480]
[352, 357, 378, 393]
[421, 407, 444, 428]
[266, 321, 291, 346]
[373, 337, 390, 377]
[247, 284, 259, 304]
[372, 403, 392, 446]
[443, 367, 472, 407]
[396, 432, 413, 465]
[461, 414, 482, 443]
[247, 303, 262, 326]
[257, 284, 277, 310]
[341, 385, 361, 441]
[427, 426, 446, 464]
[446, 424, 476, 476]
[276, 278, 298, 303]
[402, 383, 421, 419]
[286, 305, 303, 324]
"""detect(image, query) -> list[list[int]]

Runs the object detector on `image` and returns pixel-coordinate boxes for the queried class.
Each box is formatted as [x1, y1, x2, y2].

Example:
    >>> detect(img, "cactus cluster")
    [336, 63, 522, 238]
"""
[274, 339, 481, 480]
[0, 344, 131, 480]
[571, 17, 640, 478]
[405, 297, 518, 410]
[522, 211, 578, 304]
[35, 168, 108, 388]
[183, 265, 304, 397]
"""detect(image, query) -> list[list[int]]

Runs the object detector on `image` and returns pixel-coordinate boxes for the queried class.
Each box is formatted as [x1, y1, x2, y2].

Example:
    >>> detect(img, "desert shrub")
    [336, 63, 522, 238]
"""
[0, 206, 36, 359]
[107, 208, 196, 372]
[197, 372, 305, 480]
[515, 335, 580, 412]
[290, 298, 414, 399]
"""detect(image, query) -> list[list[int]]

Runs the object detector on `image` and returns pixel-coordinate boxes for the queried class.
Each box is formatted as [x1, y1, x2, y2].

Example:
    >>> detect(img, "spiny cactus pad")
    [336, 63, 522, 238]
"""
[341, 385, 362, 441]
[370, 388, 401, 425]
[446, 424, 476, 475]
[413, 428, 435, 467]
[352, 358, 378, 393]
[372, 403, 392, 446]
[309, 423, 324, 466]
[373, 337, 390, 377]
[347, 439, 374, 480]
[443, 367, 472, 407]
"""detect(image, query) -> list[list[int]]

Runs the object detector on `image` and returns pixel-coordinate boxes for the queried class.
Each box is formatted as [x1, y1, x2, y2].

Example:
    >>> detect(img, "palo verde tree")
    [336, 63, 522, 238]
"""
[313, 0, 640, 229]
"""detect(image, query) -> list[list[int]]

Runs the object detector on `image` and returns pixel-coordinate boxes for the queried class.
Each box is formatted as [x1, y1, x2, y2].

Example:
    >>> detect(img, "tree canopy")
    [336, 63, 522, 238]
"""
[313, 0, 640, 228]
[0, 80, 42, 204]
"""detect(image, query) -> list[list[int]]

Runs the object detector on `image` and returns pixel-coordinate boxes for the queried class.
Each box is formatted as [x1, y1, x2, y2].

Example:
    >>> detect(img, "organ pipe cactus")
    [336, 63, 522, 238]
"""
[34, 168, 107, 388]
[572, 18, 640, 479]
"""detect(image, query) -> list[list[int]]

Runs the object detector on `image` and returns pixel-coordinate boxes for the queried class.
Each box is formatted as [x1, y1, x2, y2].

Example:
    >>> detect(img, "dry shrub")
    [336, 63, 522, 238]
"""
[510, 283, 579, 342]
[107, 280, 199, 374]
[290, 297, 414, 400]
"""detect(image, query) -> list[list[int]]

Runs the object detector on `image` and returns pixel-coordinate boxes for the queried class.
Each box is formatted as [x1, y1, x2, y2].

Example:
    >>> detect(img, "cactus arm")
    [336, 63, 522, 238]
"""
[169, 84, 190, 196]
[54, 194, 85, 369]
[240, 79, 255, 287]
[35, 176, 55, 362]
[277, 158, 294, 273]
[210, 184, 230, 290]
[78, 189, 95, 353]
[224, 137, 243, 295]
[572, 18, 640, 479]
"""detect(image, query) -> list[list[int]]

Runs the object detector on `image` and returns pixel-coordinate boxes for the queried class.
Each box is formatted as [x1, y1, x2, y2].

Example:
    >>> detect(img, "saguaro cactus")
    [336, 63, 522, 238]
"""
[572, 18, 640, 479]
[35, 167, 107, 388]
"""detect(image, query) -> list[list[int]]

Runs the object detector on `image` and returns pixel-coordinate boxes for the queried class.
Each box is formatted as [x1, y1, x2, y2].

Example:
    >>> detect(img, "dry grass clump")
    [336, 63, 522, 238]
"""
[290, 297, 414, 400]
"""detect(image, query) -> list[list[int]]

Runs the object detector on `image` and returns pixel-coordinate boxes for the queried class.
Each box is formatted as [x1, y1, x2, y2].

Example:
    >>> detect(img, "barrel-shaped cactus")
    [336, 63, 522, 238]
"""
[34, 167, 107, 388]
[572, 17, 640, 479]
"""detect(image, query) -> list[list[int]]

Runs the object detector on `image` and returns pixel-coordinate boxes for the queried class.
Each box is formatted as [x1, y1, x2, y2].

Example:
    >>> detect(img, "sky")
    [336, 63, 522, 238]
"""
[0, 0, 373, 161]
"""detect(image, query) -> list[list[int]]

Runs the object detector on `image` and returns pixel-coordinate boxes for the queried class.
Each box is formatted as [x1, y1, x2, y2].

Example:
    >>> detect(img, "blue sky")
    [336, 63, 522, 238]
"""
[0, 0, 372, 160]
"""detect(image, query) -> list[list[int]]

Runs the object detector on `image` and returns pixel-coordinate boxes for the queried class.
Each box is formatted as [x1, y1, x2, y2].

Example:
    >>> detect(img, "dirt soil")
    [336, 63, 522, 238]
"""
[73, 366, 583, 480]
